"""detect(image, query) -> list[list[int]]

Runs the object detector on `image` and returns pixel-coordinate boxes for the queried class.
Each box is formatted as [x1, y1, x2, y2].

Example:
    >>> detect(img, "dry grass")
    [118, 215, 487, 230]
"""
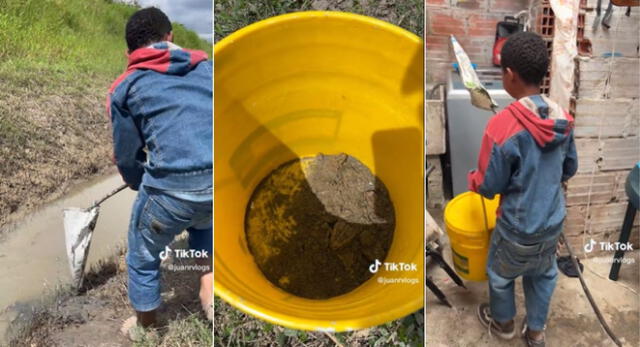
[0, 72, 115, 231]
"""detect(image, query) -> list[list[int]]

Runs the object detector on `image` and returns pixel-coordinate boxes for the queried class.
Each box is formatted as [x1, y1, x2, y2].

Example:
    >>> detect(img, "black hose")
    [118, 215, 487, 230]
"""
[560, 233, 622, 347]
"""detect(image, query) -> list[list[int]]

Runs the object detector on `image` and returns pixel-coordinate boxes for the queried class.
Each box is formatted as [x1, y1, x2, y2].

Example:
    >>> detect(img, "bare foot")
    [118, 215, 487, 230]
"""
[120, 316, 138, 337]
[200, 272, 213, 321]
[120, 316, 158, 342]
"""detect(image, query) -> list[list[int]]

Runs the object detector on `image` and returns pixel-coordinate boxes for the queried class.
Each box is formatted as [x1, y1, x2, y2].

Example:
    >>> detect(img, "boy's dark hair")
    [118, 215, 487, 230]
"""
[126, 7, 172, 52]
[500, 31, 549, 86]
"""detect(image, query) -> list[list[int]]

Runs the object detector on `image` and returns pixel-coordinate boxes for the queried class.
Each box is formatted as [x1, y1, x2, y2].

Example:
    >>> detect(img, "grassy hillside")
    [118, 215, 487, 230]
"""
[0, 0, 211, 228]
[0, 0, 210, 77]
[2, 1, 213, 345]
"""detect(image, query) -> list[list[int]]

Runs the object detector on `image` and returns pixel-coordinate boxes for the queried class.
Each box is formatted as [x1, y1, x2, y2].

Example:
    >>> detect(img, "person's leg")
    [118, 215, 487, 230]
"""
[126, 187, 159, 327]
[199, 272, 213, 320]
[126, 188, 194, 328]
[187, 218, 213, 319]
[477, 229, 518, 339]
[487, 230, 517, 328]
[522, 249, 558, 342]
[487, 266, 517, 329]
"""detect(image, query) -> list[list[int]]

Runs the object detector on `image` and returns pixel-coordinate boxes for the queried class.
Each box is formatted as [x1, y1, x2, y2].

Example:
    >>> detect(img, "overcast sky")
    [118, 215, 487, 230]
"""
[136, 0, 212, 42]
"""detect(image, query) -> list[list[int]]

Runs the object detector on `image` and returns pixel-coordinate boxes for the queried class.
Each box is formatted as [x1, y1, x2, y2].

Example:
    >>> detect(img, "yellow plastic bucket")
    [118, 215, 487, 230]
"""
[444, 192, 500, 281]
[214, 12, 424, 331]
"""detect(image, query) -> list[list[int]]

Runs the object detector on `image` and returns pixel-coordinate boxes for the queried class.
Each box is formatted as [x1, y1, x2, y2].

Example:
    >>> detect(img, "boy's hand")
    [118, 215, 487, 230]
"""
[120, 178, 139, 191]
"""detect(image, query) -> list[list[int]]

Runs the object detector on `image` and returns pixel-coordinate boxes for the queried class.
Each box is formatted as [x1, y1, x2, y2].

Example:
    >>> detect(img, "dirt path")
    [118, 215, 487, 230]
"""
[426, 208, 640, 347]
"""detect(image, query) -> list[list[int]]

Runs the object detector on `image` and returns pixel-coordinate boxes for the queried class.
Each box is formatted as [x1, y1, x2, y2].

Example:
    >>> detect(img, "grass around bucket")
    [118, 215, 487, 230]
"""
[214, 12, 424, 331]
[444, 192, 500, 282]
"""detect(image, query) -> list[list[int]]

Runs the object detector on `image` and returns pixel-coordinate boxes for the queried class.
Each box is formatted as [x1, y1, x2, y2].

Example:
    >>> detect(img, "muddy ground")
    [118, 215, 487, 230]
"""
[0, 73, 212, 346]
[0, 73, 114, 234]
[426, 208, 640, 347]
[8, 239, 211, 347]
[247, 154, 395, 299]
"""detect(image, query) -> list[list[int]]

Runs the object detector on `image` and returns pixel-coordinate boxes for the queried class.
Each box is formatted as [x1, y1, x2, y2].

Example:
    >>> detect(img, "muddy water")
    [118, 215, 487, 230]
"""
[0, 174, 136, 342]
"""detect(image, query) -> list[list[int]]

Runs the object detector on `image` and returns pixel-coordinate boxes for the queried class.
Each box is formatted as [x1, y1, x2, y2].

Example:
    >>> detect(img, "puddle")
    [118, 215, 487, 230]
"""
[0, 174, 136, 342]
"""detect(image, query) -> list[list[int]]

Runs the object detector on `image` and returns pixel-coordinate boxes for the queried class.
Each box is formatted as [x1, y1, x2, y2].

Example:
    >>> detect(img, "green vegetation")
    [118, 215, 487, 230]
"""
[0, 0, 210, 80]
[1, 2, 212, 344]
[214, 0, 313, 41]
[0, 0, 211, 153]
[214, 0, 424, 42]
[215, 296, 424, 346]
[0, 0, 211, 225]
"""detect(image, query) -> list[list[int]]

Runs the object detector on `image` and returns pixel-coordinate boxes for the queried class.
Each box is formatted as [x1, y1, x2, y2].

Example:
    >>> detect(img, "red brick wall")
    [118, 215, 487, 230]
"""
[426, 0, 530, 83]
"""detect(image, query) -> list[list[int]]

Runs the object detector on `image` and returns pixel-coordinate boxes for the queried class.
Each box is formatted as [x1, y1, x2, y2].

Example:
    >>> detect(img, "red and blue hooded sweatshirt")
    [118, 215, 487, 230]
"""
[468, 95, 578, 244]
[107, 42, 212, 191]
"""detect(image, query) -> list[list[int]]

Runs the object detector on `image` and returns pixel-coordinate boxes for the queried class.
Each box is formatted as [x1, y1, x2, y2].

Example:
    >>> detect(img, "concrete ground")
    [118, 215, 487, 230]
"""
[426, 208, 639, 347]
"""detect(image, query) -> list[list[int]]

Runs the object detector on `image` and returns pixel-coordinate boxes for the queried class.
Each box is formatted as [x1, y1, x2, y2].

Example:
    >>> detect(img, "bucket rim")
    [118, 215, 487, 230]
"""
[214, 11, 422, 57]
[444, 191, 498, 235]
[213, 278, 423, 332]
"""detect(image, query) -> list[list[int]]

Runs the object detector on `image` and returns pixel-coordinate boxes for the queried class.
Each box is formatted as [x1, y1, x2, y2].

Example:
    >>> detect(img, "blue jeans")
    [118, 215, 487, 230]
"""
[486, 226, 559, 331]
[126, 185, 212, 312]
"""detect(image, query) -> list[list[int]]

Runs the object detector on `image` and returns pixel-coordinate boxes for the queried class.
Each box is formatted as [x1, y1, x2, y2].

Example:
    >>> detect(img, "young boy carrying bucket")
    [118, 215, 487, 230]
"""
[467, 32, 578, 346]
[107, 7, 212, 340]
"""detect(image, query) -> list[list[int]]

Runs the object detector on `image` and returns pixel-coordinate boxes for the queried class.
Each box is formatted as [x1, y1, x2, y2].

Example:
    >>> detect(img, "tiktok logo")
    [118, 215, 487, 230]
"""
[584, 239, 597, 253]
[369, 259, 382, 273]
[159, 246, 172, 260]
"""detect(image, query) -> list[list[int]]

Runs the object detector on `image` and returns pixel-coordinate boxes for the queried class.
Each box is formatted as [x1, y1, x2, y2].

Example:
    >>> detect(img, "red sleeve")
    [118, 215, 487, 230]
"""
[468, 130, 495, 193]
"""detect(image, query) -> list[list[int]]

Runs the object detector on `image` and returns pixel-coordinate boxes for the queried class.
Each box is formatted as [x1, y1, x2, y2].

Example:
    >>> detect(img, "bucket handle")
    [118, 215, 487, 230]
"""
[480, 195, 490, 238]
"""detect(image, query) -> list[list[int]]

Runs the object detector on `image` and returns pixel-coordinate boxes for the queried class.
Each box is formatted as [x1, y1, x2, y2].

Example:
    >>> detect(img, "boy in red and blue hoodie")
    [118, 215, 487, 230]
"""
[107, 8, 212, 339]
[468, 32, 578, 346]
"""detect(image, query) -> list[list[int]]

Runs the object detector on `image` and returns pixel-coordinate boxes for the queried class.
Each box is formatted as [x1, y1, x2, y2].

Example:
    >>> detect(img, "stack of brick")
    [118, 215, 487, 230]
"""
[562, 0, 640, 256]
[532, 0, 588, 101]
[426, 0, 530, 83]
[532, 0, 555, 95]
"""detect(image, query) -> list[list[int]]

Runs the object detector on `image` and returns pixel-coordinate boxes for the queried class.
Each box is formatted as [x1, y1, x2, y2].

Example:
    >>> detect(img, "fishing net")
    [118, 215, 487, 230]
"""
[64, 207, 99, 289]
